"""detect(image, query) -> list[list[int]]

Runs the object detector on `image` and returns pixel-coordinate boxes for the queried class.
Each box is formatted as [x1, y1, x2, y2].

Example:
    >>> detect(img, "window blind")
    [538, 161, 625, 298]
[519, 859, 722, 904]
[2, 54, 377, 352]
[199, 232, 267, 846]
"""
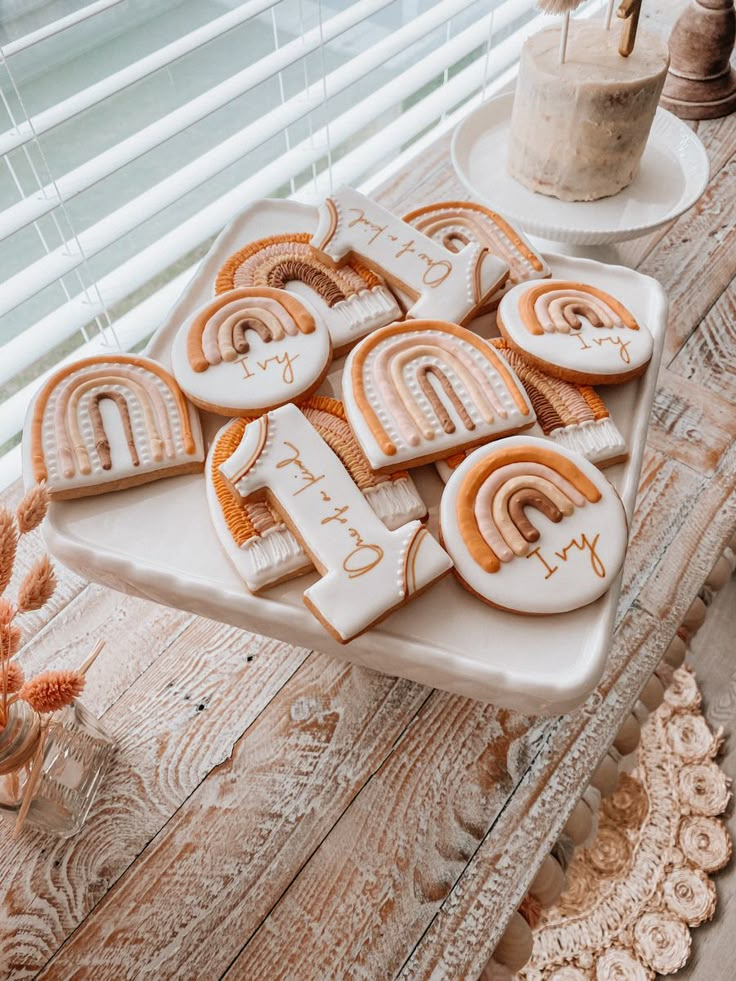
[0, 0, 602, 489]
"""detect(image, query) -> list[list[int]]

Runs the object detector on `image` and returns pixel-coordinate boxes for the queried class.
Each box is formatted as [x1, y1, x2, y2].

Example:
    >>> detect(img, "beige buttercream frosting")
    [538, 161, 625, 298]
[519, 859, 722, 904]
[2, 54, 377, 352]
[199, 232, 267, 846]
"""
[508, 23, 669, 201]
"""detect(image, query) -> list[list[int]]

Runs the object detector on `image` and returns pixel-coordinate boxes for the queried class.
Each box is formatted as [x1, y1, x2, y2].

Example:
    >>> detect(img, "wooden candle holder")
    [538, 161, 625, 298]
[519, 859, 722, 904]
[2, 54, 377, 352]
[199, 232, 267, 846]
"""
[661, 0, 736, 119]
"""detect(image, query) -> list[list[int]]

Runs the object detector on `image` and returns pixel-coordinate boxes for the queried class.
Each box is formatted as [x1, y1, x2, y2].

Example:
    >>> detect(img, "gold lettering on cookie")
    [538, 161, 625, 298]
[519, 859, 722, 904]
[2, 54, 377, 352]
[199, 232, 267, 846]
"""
[275, 438, 384, 575]
[527, 533, 605, 580]
[236, 351, 300, 384]
[276, 441, 325, 495]
[343, 535, 384, 578]
[555, 533, 605, 578]
[527, 547, 559, 580]
[570, 333, 632, 364]
[345, 208, 453, 288]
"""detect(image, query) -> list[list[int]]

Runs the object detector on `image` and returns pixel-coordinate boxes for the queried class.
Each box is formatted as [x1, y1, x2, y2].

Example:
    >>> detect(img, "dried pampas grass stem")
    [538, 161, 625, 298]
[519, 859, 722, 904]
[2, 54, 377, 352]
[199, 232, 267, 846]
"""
[78, 640, 105, 678]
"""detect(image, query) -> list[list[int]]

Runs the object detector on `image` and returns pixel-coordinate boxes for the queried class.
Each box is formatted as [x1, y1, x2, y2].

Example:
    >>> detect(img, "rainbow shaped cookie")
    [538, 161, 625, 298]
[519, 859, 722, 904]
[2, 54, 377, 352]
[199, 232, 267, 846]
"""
[23, 355, 204, 499]
[403, 200, 549, 308]
[310, 187, 508, 324]
[171, 287, 333, 416]
[342, 320, 535, 472]
[498, 279, 653, 385]
[207, 396, 428, 592]
[436, 341, 626, 479]
[215, 233, 402, 355]
[439, 436, 628, 615]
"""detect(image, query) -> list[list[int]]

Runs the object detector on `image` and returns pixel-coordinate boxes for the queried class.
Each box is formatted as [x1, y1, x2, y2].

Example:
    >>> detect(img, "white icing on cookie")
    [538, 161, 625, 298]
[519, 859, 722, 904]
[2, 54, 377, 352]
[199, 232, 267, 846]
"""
[23, 355, 204, 499]
[311, 187, 508, 324]
[403, 200, 550, 296]
[207, 410, 428, 593]
[342, 320, 535, 471]
[498, 279, 653, 383]
[219, 403, 452, 641]
[216, 234, 403, 353]
[171, 287, 332, 415]
[439, 435, 628, 614]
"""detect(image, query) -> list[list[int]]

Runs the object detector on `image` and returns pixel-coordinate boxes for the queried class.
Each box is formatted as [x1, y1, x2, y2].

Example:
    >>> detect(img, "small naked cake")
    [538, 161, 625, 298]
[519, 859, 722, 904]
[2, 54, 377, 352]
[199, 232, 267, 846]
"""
[507, 22, 670, 201]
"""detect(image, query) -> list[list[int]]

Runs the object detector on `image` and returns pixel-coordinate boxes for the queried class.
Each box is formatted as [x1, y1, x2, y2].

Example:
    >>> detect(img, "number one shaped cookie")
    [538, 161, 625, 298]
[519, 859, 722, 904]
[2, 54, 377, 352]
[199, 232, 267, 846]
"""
[219, 403, 452, 643]
[310, 187, 509, 324]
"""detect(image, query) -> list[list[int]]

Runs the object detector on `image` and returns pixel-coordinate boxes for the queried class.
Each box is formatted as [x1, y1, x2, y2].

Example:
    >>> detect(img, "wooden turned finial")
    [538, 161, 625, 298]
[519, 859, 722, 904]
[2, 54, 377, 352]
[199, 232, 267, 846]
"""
[661, 0, 736, 118]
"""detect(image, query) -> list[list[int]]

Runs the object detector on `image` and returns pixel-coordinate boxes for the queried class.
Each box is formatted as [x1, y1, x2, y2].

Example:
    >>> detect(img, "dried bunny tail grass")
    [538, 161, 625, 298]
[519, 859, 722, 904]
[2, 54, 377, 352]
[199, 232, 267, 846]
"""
[0, 597, 14, 629]
[16, 484, 49, 535]
[0, 620, 21, 662]
[19, 669, 85, 714]
[0, 508, 17, 595]
[4, 661, 24, 694]
[7, 624, 21, 658]
[17, 555, 56, 613]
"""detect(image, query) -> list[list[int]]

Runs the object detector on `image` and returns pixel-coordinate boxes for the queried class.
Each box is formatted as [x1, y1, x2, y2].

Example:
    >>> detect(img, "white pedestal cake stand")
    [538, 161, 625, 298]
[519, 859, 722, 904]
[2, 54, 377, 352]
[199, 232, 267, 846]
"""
[451, 91, 710, 261]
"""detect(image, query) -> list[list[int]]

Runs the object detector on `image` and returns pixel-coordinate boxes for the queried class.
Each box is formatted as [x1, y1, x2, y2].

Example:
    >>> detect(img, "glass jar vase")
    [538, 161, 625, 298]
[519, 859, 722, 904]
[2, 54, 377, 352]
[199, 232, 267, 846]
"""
[0, 699, 115, 837]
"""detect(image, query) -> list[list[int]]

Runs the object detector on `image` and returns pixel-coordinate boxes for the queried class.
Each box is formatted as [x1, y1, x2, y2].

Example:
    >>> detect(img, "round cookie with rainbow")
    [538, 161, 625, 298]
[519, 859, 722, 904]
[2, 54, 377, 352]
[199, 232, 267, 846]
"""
[497, 279, 654, 385]
[440, 436, 628, 615]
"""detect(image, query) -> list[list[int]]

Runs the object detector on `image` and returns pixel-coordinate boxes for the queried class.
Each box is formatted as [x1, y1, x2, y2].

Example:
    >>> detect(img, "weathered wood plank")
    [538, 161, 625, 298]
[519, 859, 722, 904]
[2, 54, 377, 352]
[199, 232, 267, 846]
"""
[38, 656, 432, 980]
[617, 450, 705, 617]
[0, 478, 86, 644]
[670, 277, 736, 404]
[2, 621, 309, 979]
[1, 584, 191, 720]
[644, 366, 736, 475]
[692, 112, 736, 182]
[398, 607, 671, 980]
[223, 695, 534, 981]
[637, 439, 736, 621]
[638, 157, 736, 364]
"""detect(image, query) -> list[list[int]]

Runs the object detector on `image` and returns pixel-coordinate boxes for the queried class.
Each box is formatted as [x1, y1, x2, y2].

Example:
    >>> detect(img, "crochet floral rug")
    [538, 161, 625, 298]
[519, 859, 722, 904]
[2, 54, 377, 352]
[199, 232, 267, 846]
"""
[521, 666, 732, 980]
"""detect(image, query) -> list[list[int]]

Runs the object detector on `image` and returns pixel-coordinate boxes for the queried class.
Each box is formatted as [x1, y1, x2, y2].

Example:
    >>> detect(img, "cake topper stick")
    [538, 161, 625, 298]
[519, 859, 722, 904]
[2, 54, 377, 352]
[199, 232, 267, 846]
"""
[605, 0, 615, 29]
[536, 0, 586, 64]
[618, 0, 643, 56]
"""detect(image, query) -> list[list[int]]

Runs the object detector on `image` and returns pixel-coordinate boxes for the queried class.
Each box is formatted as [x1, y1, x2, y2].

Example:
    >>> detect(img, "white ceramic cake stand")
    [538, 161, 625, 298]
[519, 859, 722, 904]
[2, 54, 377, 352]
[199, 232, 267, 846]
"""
[452, 91, 709, 253]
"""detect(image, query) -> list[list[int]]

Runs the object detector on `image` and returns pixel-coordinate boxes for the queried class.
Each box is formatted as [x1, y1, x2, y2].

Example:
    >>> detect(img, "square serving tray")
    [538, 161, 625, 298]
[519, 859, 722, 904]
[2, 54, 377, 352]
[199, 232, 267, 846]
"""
[41, 200, 667, 716]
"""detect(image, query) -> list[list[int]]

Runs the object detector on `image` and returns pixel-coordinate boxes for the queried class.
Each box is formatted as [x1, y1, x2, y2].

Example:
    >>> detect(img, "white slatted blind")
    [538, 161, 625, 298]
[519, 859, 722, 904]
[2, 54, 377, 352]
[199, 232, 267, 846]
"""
[0, 0, 601, 488]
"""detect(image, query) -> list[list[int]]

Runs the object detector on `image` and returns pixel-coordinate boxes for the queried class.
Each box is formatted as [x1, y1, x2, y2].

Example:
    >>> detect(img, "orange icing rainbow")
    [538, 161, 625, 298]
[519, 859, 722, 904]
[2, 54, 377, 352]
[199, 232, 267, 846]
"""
[215, 233, 385, 302]
[30, 355, 197, 485]
[349, 321, 531, 458]
[186, 287, 315, 373]
[518, 281, 639, 336]
[456, 443, 601, 574]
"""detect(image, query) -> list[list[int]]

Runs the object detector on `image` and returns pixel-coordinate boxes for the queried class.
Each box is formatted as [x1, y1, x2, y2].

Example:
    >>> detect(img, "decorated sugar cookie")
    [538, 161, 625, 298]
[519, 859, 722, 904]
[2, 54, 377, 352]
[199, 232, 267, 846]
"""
[23, 355, 204, 499]
[171, 287, 332, 416]
[342, 320, 535, 472]
[497, 280, 653, 385]
[403, 200, 549, 307]
[215, 233, 402, 354]
[310, 187, 509, 324]
[219, 403, 452, 642]
[439, 436, 628, 615]
[436, 340, 626, 480]
[207, 396, 427, 592]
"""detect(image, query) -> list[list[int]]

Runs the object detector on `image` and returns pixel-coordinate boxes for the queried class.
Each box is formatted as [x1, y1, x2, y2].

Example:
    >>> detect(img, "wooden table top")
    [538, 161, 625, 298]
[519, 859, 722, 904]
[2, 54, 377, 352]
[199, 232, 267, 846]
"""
[2, 56, 736, 981]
